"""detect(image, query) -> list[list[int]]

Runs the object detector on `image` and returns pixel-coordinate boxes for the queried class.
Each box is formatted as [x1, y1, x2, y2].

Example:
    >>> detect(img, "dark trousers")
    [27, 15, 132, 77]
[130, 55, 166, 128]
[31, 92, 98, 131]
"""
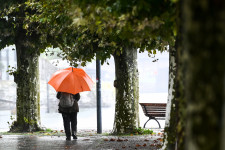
[62, 112, 77, 138]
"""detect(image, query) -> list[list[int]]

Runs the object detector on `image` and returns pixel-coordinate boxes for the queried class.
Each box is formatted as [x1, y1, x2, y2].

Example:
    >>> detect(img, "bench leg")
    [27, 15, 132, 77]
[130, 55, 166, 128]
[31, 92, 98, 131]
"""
[143, 118, 161, 128]
[153, 118, 161, 128]
[143, 118, 151, 128]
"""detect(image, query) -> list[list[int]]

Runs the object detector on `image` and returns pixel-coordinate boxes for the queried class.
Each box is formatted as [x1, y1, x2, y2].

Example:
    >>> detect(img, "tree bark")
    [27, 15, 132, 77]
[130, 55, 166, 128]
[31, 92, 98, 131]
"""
[182, 0, 225, 149]
[163, 1, 186, 149]
[10, 26, 41, 132]
[163, 45, 178, 150]
[222, 100, 225, 150]
[112, 47, 139, 134]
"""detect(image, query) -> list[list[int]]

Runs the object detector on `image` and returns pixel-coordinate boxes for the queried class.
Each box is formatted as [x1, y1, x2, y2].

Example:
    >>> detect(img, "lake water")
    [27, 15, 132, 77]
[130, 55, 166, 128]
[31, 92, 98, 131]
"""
[0, 99, 166, 132]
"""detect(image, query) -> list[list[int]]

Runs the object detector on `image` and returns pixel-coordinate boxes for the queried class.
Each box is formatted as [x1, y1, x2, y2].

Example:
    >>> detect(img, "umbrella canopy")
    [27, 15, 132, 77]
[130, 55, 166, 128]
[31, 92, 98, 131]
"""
[48, 67, 94, 94]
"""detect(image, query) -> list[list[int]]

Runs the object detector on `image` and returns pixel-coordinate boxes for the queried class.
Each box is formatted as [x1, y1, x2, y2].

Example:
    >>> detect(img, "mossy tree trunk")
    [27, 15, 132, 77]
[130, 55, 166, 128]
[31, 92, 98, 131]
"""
[163, 45, 178, 150]
[175, 31, 186, 150]
[10, 26, 41, 132]
[182, 0, 225, 150]
[112, 47, 139, 134]
[164, 1, 186, 149]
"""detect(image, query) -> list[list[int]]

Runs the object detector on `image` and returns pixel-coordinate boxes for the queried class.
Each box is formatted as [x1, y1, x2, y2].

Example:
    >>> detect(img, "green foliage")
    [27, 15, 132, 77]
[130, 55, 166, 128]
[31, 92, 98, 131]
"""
[24, 0, 176, 66]
[7, 65, 17, 76]
[134, 127, 153, 135]
[7, 115, 16, 129]
[111, 127, 153, 136]
[0, 1, 54, 52]
[44, 128, 53, 132]
[24, 117, 36, 126]
[1, 0, 176, 64]
[65, 0, 176, 65]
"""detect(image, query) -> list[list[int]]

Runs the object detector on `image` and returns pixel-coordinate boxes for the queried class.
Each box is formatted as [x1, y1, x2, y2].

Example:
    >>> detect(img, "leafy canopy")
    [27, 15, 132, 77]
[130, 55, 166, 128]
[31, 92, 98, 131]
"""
[0, 0, 51, 53]
[24, 0, 176, 66]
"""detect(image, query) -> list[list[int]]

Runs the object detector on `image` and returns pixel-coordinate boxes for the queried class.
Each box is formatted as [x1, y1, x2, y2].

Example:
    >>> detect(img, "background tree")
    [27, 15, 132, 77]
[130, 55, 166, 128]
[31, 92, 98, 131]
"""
[0, 0, 42, 132]
[0, 0, 69, 132]
[27, 0, 175, 134]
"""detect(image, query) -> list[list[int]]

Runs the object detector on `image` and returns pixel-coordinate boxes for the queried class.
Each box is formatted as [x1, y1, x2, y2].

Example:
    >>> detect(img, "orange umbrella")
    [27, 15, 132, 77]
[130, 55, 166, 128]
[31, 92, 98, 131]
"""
[48, 67, 94, 94]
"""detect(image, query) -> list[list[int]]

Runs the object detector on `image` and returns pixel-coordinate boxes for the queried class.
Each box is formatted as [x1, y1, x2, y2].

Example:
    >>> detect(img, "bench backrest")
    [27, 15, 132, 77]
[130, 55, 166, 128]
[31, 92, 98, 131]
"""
[139, 103, 167, 118]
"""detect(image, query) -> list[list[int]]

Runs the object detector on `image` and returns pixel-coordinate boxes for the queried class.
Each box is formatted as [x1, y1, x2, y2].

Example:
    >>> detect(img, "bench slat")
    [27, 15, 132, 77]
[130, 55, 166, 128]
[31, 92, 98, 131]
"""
[144, 108, 166, 111]
[145, 112, 166, 114]
[146, 115, 166, 117]
[140, 103, 166, 106]
[145, 111, 166, 112]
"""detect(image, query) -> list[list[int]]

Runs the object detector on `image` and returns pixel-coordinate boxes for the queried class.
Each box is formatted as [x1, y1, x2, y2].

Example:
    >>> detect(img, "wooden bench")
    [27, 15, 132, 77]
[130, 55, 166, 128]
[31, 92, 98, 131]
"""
[139, 103, 167, 128]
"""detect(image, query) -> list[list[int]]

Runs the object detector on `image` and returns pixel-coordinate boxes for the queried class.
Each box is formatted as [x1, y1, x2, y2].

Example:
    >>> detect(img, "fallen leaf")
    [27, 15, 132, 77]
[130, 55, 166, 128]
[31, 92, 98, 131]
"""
[136, 144, 141, 147]
[157, 138, 162, 140]
[104, 138, 109, 141]
[122, 146, 126, 148]
[110, 138, 116, 141]
[144, 139, 149, 141]
[0, 135, 2, 138]
[124, 139, 128, 141]
[153, 140, 158, 143]
[143, 144, 147, 147]
[117, 138, 123, 142]
[83, 139, 90, 141]
[157, 138, 163, 142]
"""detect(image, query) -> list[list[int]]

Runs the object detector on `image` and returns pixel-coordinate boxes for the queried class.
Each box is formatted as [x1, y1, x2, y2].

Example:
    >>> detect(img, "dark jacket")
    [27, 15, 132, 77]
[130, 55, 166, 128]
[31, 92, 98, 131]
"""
[57, 92, 80, 113]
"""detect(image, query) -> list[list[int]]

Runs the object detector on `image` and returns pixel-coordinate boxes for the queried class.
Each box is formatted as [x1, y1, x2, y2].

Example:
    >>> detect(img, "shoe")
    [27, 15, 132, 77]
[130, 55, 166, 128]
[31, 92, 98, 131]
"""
[66, 137, 71, 141]
[72, 135, 77, 139]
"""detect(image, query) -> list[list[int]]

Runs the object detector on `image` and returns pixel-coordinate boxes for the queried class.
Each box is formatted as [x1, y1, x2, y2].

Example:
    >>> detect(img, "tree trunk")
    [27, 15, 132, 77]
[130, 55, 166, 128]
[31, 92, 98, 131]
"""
[222, 100, 225, 150]
[112, 47, 139, 134]
[220, 99, 225, 150]
[183, 0, 225, 150]
[163, 1, 186, 149]
[10, 27, 41, 132]
[0, 51, 2, 80]
[163, 45, 178, 150]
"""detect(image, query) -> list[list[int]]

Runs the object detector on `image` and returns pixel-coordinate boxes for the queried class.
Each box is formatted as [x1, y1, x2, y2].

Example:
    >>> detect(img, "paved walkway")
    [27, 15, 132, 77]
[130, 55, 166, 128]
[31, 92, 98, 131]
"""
[0, 129, 164, 150]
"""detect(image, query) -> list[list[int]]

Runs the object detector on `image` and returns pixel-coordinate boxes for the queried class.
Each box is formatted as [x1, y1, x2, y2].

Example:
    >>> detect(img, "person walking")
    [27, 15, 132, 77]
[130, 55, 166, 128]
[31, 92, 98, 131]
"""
[57, 92, 80, 141]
